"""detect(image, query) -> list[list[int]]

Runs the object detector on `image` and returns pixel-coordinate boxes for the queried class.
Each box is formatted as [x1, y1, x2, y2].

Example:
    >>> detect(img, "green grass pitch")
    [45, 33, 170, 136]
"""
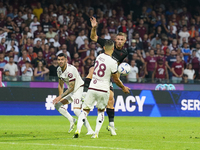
[0, 116, 200, 150]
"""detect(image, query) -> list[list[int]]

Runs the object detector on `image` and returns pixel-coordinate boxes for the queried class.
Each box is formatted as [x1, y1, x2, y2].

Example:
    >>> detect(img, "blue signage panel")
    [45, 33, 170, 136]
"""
[0, 88, 200, 116]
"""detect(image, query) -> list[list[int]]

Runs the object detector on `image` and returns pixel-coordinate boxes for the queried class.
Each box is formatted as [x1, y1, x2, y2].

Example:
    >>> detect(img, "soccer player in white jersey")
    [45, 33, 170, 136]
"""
[52, 53, 94, 134]
[74, 40, 130, 138]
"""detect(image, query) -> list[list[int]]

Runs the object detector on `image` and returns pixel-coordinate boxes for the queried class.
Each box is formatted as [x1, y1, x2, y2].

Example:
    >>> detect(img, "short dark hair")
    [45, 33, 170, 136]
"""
[9, 56, 14, 58]
[57, 53, 67, 58]
[104, 40, 114, 50]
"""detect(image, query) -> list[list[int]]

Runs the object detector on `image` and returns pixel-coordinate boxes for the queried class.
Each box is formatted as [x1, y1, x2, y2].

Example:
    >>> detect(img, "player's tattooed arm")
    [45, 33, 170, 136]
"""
[61, 81, 75, 98]
[58, 78, 64, 95]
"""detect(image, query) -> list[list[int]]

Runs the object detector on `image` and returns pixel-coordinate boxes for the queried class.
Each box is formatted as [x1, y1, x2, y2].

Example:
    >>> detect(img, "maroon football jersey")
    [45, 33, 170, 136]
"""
[155, 65, 166, 79]
[145, 56, 157, 71]
[172, 62, 184, 76]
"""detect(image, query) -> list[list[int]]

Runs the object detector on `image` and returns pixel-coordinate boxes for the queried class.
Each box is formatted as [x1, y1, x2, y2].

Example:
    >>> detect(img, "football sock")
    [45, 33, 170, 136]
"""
[109, 122, 114, 127]
[55, 102, 73, 122]
[77, 111, 88, 132]
[106, 108, 115, 127]
[83, 78, 91, 92]
[95, 111, 105, 134]
[74, 109, 93, 132]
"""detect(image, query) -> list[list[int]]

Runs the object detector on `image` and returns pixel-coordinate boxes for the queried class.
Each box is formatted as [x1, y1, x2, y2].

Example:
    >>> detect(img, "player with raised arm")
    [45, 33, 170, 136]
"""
[52, 53, 94, 134]
[74, 40, 130, 138]
[81, 17, 128, 135]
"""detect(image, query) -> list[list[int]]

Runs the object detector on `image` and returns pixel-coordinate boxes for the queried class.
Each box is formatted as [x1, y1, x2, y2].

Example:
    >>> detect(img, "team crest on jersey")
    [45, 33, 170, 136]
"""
[68, 73, 73, 78]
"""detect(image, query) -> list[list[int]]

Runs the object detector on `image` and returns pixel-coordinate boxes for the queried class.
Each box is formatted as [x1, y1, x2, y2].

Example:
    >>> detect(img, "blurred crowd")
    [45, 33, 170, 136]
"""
[0, 0, 200, 83]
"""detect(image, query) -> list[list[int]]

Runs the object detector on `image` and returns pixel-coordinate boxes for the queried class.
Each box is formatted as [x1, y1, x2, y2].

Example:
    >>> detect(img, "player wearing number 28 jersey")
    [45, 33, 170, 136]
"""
[82, 17, 128, 136]
[89, 53, 118, 92]
[74, 40, 130, 138]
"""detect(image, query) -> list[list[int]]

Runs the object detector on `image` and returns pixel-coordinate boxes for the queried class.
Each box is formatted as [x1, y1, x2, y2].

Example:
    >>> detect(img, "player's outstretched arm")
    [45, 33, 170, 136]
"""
[90, 17, 98, 42]
[112, 73, 130, 94]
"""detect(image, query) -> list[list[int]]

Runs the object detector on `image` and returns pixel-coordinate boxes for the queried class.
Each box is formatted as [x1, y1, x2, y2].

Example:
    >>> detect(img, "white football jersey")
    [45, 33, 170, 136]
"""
[57, 63, 84, 93]
[89, 53, 118, 91]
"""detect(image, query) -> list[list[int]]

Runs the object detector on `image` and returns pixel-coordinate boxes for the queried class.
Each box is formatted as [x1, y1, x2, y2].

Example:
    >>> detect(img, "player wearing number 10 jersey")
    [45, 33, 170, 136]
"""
[52, 53, 94, 134]
[74, 40, 130, 138]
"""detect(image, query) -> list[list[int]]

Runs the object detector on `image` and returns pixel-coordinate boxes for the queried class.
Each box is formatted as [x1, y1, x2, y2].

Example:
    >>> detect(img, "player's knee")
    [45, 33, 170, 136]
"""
[73, 108, 81, 116]
[54, 102, 62, 110]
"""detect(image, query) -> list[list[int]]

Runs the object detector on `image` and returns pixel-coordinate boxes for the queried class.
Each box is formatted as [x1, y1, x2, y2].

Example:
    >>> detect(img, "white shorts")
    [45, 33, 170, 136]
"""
[83, 89, 110, 110]
[62, 86, 83, 108]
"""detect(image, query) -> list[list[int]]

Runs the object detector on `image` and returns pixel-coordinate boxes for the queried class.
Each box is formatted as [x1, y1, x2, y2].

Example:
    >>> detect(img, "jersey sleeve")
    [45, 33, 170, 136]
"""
[68, 67, 77, 82]
[97, 37, 107, 48]
[111, 60, 118, 74]
[57, 68, 61, 78]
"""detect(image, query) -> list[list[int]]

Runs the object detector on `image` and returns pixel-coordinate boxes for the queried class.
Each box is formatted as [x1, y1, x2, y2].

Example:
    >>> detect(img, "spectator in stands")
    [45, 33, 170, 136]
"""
[43, 44, 50, 60]
[152, 59, 168, 83]
[74, 60, 84, 78]
[53, 35, 60, 49]
[0, 52, 7, 72]
[183, 63, 195, 83]
[167, 26, 177, 44]
[84, 58, 93, 76]
[27, 47, 37, 61]
[58, 9, 70, 25]
[49, 58, 58, 81]
[145, 49, 157, 80]
[41, 15, 51, 34]
[181, 42, 191, 63]
[0, 2, 6, 15]
[127, 60, 138, 83]
[1, 0, 200, 84]
[33, 2, 43, 21]
[135, 19, 147, 39]
[172, 55, 184, 83]
[166, 50, 177, 79]
[21, 61, 33, 81]
[66, 34, 77, 59]
[180, 74, 189, 83]
[31, 51, 46, 67]
[18, 50, 31, 62]
[46, 26, 57, 39]
[24, 13, 33, 27]
[29, 16, 40, 36]
[33, 40, 42, 54]
[4, 56, 18, 81]
[117, 19, 127, 34]
[78, 38, 89, 59]
[150, 34, 162, 49]
[128, 39, 137, 60]
[75, 29, 87, 49]
[178, 25, 190, 46]
[56, 44, 71, 59]
[189, 50, 199, 79]
[34, 61, 49, 81]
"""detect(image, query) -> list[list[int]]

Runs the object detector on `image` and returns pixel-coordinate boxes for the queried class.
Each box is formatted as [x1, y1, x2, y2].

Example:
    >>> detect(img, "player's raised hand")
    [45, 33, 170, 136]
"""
[90, 17, 97, 28]
[122, 86, 130, 94]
